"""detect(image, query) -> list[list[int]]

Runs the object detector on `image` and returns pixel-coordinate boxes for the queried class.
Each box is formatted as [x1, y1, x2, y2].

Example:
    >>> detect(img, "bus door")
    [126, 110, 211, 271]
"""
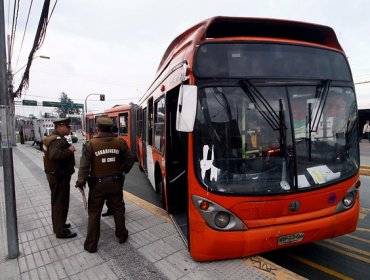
[142, 107, 147, 173]
[146, 97, 155, 187]
[165, 87, 189, 242]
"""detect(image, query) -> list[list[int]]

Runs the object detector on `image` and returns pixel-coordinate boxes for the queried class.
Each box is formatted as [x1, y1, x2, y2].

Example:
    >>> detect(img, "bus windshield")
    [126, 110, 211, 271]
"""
[194, 83, 358, 195]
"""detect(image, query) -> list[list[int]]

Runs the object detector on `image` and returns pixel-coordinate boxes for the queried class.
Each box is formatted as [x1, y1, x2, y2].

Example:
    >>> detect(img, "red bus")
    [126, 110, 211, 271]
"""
[85, 112, 105, 141]
[105, 104, 137, 156]
[135, 16, 360, 261]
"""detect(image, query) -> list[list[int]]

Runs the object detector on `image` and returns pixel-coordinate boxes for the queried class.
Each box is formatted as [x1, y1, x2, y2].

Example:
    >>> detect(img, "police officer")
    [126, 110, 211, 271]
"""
[101, 123, 123, 217]
[75, 116, 135, 253]
[43, 117, 77, 239]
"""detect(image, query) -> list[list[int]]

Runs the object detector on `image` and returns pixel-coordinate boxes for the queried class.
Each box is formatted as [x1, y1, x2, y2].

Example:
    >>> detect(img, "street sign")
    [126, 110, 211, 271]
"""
[42, 101, 61, 107]
[42, 101, 84, 108]
[73, 103, 84, 109]
[22, 100, 37, 106]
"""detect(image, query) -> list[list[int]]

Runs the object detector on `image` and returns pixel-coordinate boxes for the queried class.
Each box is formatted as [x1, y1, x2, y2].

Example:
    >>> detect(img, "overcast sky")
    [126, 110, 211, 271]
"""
[6, 0, 370, 117]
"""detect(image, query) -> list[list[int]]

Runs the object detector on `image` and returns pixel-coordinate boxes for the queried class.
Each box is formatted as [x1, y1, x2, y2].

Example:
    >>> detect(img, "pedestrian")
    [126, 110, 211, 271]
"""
[43, 117, 77, 239]
[75, 116, 135, 253]
[360, 120, 370, 142]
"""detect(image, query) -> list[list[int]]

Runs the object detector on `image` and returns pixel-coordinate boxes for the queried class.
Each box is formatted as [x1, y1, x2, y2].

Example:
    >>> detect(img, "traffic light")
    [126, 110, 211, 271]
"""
[100, 94, 105, 101]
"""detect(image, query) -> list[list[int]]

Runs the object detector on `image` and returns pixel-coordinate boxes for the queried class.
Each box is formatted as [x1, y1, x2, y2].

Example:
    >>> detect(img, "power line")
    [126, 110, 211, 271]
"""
[14, 0, 34, 72]
[9, 0, 20, 58]
[14, 0, 51, 97]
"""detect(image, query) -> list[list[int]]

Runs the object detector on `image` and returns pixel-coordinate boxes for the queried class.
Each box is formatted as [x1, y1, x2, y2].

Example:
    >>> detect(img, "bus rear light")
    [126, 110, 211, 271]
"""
[192, 195, 247, 231]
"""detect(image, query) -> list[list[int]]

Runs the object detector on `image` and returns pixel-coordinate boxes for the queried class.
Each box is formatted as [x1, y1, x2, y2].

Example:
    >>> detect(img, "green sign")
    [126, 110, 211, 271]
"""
[42, 101, 84, 109]
[73, 103, 84, 109]
[22, 99, 37, 106]
[43, 101, 61, 107]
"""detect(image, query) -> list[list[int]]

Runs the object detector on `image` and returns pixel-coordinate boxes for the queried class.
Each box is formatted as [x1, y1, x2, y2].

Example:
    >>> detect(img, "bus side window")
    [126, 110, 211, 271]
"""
[119, 113, 128, 135]
[154, 98, 165, 153]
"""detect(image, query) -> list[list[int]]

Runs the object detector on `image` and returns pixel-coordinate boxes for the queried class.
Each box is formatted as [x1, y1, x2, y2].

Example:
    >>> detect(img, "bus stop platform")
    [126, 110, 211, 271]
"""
[5, 142, 368, 280]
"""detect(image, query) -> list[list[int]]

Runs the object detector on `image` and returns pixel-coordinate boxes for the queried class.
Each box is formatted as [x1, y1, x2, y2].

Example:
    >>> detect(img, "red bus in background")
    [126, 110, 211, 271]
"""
[105, 104, 137, 156]
[85, 112, 105, 141]
[135, 16, 360, 261]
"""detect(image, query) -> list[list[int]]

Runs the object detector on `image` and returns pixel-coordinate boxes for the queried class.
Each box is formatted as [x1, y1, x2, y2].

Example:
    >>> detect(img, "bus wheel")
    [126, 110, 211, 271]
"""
[158, 178, 166, 210]
[138, 149, 144, 172]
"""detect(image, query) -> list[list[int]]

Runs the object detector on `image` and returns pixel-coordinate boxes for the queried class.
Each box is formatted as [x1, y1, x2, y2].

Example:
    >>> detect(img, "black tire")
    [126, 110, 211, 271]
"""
[158, 178, 166, 210]
[137, 148, 144, 172]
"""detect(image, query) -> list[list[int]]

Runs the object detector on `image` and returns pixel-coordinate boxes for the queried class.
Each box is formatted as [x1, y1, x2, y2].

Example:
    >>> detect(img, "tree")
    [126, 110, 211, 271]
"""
[56, 92, 81, 118]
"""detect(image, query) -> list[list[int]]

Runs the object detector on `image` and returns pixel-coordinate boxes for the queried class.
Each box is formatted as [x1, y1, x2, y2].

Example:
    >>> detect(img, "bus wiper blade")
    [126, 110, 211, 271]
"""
[310, 80, 331, 132]
[240, 80, 280, 130]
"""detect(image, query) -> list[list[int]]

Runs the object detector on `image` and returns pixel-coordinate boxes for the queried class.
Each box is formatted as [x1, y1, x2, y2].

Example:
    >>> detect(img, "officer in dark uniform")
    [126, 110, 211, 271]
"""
[101, 123, 122, 217]
[75, 116, 135, 253]
[43, 117, 77, 239]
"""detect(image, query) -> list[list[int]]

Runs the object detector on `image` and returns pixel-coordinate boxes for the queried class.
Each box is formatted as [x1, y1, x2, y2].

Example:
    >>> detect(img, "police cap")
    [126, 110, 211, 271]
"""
[53, 117, 72, 127]
[96, 116, 113, 127]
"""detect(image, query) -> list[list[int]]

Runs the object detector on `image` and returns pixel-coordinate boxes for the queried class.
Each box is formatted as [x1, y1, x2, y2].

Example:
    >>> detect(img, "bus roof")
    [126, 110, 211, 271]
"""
[156, 16, 342, 75]
[104, 104, 133, 114]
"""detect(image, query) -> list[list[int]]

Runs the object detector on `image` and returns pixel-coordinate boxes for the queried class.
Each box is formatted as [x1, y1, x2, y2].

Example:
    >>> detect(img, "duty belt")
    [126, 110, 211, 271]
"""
[94, 175, 122, 183]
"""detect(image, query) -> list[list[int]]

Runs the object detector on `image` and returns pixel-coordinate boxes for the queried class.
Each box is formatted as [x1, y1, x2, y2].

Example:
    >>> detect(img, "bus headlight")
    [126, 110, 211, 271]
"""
[214, 212, 230, 228]
[335, 185, 358, 213]
[342, 192, 355, 208]
[192, 195, 247, 231]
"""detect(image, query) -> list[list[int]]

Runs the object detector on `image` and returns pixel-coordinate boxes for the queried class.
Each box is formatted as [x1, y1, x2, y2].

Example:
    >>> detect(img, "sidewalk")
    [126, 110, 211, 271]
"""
[0, 144, 279, 280]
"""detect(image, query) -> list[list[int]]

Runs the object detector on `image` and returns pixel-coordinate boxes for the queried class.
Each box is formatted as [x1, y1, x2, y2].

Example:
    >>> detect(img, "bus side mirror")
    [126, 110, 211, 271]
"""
[176, 85, 197, 132]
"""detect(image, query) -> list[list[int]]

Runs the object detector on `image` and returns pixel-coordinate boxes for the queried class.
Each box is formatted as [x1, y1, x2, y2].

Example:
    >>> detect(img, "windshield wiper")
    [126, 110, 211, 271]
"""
[240, 80, 280, 130]
[306, 80, 331, 161]
[310, 80, 331, 132]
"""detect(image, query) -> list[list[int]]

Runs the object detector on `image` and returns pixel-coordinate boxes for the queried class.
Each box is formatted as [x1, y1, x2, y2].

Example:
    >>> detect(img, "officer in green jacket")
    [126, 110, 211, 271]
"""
[43, 117, 77, 239]
[75, 116, 135, 253]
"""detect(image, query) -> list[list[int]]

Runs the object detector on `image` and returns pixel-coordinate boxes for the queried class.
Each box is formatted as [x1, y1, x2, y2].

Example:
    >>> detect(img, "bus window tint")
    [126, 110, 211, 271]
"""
[194, 43, 352, 81]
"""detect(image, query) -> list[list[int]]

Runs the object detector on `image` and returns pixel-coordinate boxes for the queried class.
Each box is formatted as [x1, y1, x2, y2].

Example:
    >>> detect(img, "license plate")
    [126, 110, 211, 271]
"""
[278, 232, 304, 245]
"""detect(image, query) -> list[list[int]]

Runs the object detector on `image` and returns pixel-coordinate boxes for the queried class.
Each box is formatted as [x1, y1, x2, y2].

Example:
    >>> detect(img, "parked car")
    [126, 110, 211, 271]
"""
[71, 132, 78, 143]
[65, 132, 78, 144]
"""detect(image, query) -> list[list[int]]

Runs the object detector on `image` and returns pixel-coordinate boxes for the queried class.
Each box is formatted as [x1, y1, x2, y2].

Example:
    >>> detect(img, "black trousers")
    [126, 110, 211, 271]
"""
[84, 180, 127, 252]
[46, 174, 71, 237]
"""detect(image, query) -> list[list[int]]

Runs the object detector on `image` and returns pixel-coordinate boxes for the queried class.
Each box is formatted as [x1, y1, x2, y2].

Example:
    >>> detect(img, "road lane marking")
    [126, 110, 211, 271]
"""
[356, 227, 370, 233]
[284, 253, 353, 280]
[346, 234, 370, 244]
[323, 239, 370, 258]
[318, 241, 370, 263]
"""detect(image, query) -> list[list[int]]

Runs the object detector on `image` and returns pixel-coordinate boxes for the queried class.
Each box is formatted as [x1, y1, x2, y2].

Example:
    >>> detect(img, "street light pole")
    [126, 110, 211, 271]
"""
[12, 55, 50, 76]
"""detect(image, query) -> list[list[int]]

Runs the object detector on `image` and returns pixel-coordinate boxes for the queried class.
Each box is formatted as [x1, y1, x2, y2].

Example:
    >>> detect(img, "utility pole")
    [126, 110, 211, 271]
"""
[0, 0, 19, 258]
[7, 34, 15, 146]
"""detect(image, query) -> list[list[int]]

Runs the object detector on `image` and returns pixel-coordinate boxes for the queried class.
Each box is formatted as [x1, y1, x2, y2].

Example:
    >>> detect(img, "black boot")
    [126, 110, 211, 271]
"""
[102, 210, 113, 217]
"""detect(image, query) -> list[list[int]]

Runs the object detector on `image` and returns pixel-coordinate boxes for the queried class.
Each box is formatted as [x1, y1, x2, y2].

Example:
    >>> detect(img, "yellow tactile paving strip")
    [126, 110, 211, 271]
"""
[360, 166, 370, 176]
